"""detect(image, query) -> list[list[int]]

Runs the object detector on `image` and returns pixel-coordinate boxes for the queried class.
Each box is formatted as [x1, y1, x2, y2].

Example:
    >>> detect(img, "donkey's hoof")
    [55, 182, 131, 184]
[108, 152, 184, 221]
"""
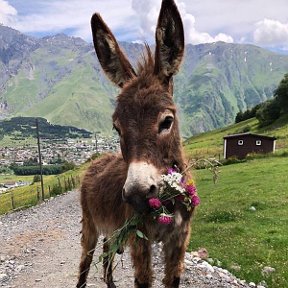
[107, 282, 116, 288]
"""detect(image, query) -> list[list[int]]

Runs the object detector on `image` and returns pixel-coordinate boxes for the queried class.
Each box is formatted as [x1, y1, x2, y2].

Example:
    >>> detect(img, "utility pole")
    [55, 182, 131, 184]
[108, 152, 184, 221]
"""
[95, 131, 100, 154]
[36, 118, 44, 201]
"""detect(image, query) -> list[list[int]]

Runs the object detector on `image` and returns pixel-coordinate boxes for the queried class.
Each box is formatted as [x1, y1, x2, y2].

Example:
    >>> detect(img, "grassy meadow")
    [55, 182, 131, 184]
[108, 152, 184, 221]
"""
[190, 154, 288, 288]
[0, 163, 89, 215]
[185, 116, 288, 287]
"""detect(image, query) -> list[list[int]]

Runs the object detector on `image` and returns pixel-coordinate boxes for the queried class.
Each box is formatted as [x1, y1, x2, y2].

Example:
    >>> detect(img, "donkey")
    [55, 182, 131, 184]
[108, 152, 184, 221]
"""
[77, 0, 195, 287]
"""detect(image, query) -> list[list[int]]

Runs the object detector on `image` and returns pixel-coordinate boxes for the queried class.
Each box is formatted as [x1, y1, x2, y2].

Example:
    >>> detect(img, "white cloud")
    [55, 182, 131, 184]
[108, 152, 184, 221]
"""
[2, 0, 288, 52]
[0, 0, 17, 25]
[180, 10, 233, 44]
[253, 18, 288, 49]
[131, 0, 233, 44]
[4, 0, 137, 41]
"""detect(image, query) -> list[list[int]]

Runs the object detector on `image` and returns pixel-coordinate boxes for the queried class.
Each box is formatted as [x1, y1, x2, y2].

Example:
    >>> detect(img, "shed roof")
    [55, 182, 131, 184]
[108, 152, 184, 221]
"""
[223, 133, 276, 140]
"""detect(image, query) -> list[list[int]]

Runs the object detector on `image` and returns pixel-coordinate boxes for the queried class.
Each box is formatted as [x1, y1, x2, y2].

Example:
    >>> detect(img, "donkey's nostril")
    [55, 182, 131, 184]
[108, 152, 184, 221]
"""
[148, 184, 157, 196]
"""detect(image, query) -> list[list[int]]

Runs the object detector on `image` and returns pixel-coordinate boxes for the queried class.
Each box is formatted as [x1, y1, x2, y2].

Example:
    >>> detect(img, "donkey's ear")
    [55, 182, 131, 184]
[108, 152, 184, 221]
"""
[91, 13, 136, 87]
[154, 0, 184, 82]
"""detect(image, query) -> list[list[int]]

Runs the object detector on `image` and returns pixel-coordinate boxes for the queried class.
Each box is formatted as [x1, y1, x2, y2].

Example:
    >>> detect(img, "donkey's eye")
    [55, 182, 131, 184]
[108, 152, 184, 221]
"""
[159, 116, 174, 133]
[113, 124, 121, 136]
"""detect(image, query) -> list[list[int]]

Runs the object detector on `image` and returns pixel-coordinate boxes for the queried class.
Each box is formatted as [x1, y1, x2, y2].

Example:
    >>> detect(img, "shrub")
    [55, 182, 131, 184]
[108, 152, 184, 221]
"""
[32, 174, 41, 183]
[256, 99, 281, 127]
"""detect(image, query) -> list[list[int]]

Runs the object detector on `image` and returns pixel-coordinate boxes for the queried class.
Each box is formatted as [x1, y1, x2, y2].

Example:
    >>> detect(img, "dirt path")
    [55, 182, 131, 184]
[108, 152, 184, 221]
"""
[0, 190, 254, 288]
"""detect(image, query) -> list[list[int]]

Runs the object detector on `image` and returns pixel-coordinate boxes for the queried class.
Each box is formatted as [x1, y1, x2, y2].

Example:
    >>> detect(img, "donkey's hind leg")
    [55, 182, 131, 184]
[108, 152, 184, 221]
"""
[103, 238, 116, 288]
[77, 217, 99, 288]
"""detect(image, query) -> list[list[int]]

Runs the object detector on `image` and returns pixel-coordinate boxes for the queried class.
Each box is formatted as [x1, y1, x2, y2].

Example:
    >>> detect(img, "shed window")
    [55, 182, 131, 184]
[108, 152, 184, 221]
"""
[238, 140, 244, 145]
[256, 140, 262, 146]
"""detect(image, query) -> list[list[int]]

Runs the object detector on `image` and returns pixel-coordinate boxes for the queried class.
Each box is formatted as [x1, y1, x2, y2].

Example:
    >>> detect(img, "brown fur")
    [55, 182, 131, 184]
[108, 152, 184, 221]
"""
[77, 1, 194, 287]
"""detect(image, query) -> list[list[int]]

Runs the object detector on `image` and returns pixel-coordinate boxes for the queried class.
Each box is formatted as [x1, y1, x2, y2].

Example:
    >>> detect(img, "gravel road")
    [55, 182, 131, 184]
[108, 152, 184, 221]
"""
[0, 190, 261, 288]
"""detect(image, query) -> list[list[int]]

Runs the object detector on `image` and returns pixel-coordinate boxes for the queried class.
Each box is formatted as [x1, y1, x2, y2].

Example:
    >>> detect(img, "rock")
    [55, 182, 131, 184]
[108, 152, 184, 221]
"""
[198, 261, 215, 273]
[0, 256, 6, 262]
[249, 282, 256, 287]
[261, 266, 275, 276]
[206, 273, 213, 279]
[15, 265, 24, 273]
[258, 280, 267, 287]
[207, 258, 214, 264]
[230, 263, 241, 272]
[0, 273, 9, 283]
[197, 247, 209, 259]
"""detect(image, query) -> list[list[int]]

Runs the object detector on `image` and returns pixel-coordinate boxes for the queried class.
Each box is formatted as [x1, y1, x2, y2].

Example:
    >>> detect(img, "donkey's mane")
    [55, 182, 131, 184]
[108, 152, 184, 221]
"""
[136, 44, 155, 77]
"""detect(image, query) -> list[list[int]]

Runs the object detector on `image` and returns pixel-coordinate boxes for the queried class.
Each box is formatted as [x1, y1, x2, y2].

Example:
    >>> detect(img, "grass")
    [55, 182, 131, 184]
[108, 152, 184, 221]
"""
[184, 115, 288, 159]
[0, 174, 33, 183]
[190, 156, 288, 288]
[0, 162, 89, 215]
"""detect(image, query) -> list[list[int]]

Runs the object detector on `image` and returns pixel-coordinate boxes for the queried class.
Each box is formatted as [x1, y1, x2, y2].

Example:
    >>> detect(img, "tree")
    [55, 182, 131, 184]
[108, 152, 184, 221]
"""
[274, 73, 288, 113]
[256, 100, 281, 127]
[235, 111, 244, 123]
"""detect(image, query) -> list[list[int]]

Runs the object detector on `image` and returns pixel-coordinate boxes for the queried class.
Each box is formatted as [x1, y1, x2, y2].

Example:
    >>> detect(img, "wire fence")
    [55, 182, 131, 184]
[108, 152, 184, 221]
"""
[0, 175, 80, 215]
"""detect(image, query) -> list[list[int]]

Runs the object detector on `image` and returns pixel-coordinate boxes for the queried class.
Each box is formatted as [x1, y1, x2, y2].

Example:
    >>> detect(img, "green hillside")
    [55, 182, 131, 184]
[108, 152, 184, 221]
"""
[2, 35, 117, 134]
[1, 26, 288, 136]
[184, 115, 288, 159]
[177, 42, 288, 136]
[0, 117, 91, 141]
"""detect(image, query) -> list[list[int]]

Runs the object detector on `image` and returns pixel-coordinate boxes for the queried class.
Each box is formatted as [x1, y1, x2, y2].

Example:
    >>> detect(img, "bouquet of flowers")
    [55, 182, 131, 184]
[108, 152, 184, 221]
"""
[148, 167, 200, 225]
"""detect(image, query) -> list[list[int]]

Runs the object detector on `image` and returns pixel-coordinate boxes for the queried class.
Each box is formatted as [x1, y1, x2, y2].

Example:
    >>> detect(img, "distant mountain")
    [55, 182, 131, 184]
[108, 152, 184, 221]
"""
[1, 25, 288, 136]
[0, 116, 91, 140]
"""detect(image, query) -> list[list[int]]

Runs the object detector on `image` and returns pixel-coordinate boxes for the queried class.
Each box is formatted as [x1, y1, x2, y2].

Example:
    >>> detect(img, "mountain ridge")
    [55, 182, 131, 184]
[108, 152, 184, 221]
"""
[1, 25, 288, 136]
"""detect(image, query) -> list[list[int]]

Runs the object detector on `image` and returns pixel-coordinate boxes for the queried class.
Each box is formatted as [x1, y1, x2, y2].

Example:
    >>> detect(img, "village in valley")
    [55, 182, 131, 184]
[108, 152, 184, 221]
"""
[0, 135, 120, 193]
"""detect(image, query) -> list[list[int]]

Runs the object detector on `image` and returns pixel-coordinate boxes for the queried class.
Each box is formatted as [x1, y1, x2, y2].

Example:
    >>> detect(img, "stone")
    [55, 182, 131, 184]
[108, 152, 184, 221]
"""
[198, 261, 215, 273]
[0, 256, 6, 262]
[197, 248, 209, 260]
[261, 266, 275, 276]
[230, 263, 241, 272]
[0, 273, 9, 283]
[15, 265, 24, 273]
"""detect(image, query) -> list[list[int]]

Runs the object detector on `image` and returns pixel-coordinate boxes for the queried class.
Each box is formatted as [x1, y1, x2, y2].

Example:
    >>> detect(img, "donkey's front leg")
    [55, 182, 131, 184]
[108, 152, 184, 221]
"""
[162, 226, 191, 288]
[130, 237, 153, 288]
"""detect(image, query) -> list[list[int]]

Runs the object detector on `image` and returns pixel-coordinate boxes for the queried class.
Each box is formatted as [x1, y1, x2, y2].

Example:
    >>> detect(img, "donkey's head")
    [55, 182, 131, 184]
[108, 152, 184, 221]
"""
[91, 0, 185, 213]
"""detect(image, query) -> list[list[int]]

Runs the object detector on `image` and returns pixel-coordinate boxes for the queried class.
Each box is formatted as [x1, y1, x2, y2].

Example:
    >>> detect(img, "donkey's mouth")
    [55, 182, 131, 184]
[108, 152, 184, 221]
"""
[125, 194, 150, 214]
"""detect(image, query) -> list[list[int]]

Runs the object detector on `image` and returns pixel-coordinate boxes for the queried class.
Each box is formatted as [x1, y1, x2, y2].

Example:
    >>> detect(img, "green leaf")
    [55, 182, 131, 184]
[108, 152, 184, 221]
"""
[136, 230, 148, 240]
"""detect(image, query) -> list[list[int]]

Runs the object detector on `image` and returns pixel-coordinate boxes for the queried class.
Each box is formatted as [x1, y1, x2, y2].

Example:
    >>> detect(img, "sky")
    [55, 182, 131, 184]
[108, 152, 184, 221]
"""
[1, 0, 288, 52]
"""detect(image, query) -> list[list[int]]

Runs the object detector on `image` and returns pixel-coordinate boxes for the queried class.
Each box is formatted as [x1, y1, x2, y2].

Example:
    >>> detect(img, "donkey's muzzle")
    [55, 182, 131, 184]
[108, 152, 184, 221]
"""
[122, 161, 161, 213]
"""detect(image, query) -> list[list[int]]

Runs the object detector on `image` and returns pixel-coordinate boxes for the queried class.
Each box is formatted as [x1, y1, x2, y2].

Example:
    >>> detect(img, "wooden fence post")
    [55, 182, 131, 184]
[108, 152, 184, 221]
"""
[37, 186, 40, 202]
[64, 177, 68, 192]
[71, 176, 75, 189]
[11, 192, 15, 210]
